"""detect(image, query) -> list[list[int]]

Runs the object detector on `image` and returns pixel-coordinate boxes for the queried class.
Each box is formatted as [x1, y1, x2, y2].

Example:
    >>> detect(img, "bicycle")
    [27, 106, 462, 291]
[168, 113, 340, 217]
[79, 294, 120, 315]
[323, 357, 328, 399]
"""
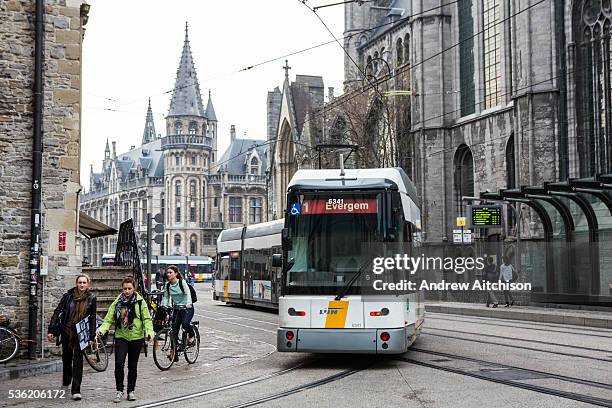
[84, 332, 109, 372]
[152, 305, 200, 371]
[0, 318, 35, 363]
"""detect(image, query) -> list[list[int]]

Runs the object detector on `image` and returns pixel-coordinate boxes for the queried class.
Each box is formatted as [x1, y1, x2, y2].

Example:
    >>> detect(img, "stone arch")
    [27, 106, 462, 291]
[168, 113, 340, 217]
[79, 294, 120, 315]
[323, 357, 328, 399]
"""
[396, 37, 403, 65]
[453, 144, 474, 214]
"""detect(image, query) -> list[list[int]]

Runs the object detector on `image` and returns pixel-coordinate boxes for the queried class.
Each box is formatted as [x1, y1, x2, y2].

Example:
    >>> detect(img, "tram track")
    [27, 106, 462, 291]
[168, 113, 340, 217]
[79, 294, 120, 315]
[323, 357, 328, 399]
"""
[423, 332, 612, 363]
[428, 314, 612, 338]
[134, 355, 371, 408]
[395, 351, 612, 407]
[425, 326, 612, 353]
[224, 364, 370, 408]
[133, 360, 312, 407]
[409, 348, 612, 390]
[428, 311, 612, 334]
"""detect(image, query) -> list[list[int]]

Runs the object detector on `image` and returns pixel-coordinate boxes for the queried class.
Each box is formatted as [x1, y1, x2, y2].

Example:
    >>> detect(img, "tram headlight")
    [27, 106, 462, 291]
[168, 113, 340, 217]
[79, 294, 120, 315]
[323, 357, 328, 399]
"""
[380, 332, 390, 342]
[286, 331, 295, 341]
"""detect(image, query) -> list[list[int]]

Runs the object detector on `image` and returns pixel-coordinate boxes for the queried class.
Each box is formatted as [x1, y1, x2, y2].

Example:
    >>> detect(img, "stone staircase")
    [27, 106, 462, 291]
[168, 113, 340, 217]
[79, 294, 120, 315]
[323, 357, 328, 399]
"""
[83, 266, 133, 317]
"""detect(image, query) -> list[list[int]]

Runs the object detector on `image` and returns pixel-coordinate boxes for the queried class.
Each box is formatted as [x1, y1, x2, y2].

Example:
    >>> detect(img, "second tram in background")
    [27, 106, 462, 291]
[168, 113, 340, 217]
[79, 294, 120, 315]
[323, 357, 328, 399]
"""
[214, 220, 283, 308]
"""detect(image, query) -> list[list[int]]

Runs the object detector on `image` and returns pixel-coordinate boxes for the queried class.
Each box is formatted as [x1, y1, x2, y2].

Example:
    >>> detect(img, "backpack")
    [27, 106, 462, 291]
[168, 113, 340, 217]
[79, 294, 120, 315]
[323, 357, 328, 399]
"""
[166, 278, 197, 303]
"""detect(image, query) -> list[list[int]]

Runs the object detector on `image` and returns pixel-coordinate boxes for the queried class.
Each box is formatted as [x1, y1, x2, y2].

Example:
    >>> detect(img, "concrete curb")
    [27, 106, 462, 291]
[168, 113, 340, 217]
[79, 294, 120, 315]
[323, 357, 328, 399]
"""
[425, 304, 612, 329]
[0, 359, 63, 381]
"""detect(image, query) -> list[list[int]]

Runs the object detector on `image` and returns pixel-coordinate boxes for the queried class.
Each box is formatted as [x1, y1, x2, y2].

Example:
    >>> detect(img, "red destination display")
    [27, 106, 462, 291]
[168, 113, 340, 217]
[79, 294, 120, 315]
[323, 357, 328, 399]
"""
[302, 198, 377, 214]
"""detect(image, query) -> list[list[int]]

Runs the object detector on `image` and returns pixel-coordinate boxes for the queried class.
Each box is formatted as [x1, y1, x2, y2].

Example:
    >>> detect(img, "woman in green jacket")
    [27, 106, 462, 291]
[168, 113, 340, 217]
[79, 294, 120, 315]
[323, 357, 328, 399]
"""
[98, 276, 154, 403]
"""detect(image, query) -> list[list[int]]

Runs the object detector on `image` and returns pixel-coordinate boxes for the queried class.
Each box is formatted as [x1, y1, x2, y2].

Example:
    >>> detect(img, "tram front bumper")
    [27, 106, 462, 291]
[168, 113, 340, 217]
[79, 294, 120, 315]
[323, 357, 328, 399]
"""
[277, 327, 412, 354]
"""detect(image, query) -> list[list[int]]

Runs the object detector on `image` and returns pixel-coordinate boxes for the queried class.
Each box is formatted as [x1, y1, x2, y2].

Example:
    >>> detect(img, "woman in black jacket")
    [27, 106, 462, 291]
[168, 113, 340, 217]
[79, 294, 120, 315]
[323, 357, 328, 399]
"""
[47, 274, 97, 401]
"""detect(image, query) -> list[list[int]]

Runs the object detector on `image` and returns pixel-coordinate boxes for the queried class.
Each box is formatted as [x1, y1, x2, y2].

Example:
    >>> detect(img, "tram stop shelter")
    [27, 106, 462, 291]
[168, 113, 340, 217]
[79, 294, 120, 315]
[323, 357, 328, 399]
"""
[480, 174, 612, 306]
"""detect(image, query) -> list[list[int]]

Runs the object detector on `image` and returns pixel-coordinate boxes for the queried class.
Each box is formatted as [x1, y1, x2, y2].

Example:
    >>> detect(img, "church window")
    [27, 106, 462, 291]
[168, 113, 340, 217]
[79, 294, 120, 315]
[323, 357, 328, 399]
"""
[190, 207, 196, 222]
[175, 207, 181, 223]
[174, 234, 181, 247]
[366, 55, 373, 76]
[175, 122, 183, 135]
[175, 155, 180, 166]
[404, 33, 410, 64]
[459, 0, 476, 115]
[373, 51, 379, 74]
[175, 181, 182, 198]
[506, 134, 516, 228]
[188, 122, 197, 134]
[396, 37, 403, 66]
[123, 202, 129, 221]
[190, 181, 196, 199]
[574, 0, 612, 175]
[454, 144, 474, 214]
[229, 197, 242, 223]
[483, 0, 501, 109]
[191, 156, 196, 166]
[249, 197, 262, 224]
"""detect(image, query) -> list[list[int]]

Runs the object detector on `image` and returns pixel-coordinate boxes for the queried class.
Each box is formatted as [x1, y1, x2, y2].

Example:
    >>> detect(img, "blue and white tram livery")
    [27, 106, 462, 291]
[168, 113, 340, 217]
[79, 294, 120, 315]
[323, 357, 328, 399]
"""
[214, 219, 284, 309]
[277, 167, 424, 354]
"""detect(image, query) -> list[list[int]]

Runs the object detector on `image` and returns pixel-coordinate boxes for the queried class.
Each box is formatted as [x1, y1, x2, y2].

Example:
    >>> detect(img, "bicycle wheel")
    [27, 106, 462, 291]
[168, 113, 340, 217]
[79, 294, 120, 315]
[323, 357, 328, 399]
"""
[153, 328, 176, 371]
[183, 325, 200, 364]
[84, 336, 108, 372]
[0, 327, 19, 363]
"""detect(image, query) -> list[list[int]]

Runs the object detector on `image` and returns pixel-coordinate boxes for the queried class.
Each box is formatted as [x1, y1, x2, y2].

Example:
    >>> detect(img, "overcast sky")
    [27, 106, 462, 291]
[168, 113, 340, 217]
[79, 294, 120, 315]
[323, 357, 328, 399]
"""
[81, 0, 344, 189]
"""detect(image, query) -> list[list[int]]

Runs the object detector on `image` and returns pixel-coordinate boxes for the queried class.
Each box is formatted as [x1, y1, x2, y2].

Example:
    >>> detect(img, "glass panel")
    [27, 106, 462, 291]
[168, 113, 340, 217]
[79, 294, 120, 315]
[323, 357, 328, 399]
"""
[286, 193, 384, 295]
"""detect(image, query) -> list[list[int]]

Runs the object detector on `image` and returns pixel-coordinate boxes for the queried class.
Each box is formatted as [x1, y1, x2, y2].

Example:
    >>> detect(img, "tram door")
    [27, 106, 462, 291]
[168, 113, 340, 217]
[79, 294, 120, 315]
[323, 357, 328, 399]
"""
[270, 245, 282, 304]
[243, 249, 254, 301]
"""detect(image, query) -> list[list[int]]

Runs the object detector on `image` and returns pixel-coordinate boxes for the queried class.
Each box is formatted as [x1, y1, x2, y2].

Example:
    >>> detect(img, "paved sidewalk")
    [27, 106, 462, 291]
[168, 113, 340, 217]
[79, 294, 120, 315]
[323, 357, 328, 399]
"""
[0, 326, 275, 407]
[425, 301, 612, 329]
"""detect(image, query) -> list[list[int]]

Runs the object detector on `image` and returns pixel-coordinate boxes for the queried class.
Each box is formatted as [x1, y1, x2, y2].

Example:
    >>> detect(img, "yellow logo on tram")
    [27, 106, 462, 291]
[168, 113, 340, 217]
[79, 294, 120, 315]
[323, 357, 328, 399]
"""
[324, 301, 349, 328]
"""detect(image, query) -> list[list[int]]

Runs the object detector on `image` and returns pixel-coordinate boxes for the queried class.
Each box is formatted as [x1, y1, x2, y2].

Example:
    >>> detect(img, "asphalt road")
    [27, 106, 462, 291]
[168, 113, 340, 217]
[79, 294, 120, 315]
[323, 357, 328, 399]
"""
[1, 284, 611, 408]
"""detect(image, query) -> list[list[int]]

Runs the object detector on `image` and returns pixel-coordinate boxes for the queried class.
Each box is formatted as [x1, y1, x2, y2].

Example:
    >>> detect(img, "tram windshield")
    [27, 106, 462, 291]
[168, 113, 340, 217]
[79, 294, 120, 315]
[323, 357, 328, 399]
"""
[286, 192, 386, 295]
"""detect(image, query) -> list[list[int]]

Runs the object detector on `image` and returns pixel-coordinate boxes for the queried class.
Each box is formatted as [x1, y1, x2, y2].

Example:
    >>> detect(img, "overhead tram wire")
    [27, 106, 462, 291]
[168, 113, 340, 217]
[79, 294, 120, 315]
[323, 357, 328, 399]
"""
[85, 0, 464, 108]
[301, 0, 549, 126]
[87, 0, 552, 168]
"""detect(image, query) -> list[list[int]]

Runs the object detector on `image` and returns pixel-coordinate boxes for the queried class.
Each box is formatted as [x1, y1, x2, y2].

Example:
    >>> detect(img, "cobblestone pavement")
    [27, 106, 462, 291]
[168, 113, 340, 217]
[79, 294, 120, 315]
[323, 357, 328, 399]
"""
[0, 323, 275, 407]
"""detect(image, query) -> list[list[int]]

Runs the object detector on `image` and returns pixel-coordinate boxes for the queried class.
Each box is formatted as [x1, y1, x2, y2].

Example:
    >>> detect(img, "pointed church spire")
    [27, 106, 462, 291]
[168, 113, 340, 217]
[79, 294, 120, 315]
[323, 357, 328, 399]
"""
[168, 22, 205, 117]
[104, 138, 110, 159]
[142, 98, 157, 144]
[205, 89, 217, 121]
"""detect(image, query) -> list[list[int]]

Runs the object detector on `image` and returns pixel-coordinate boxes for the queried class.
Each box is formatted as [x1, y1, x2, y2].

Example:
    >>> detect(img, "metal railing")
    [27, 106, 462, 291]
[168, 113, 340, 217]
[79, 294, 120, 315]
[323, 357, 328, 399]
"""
[161, 134, 213, 147]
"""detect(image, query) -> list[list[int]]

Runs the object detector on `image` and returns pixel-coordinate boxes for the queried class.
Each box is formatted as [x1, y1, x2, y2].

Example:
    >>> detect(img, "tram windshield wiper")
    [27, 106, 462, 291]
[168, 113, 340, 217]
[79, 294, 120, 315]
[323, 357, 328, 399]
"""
[334, 257, 374, 301]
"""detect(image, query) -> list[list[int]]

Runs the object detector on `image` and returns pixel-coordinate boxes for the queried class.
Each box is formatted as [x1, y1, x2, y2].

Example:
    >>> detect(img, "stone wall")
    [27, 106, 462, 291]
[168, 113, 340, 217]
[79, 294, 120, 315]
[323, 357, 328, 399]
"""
[0, 0, 85, 351]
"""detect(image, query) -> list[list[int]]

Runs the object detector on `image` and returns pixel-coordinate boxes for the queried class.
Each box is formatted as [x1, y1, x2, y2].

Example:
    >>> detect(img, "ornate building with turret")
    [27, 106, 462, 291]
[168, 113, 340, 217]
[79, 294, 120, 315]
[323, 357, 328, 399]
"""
[80, 26, 267, 264]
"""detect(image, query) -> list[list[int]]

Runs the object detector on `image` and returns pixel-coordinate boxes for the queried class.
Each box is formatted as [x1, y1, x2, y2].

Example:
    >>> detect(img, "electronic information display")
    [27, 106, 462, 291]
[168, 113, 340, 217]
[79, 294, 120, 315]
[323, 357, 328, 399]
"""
[471, 205, 502, 227]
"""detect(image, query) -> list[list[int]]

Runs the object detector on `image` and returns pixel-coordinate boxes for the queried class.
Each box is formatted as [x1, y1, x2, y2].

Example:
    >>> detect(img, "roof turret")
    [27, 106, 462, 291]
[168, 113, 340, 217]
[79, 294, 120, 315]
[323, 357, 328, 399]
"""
[168, 22, 205, 117]
[142, 98, 157, 144]
[205, 90, 217, 121]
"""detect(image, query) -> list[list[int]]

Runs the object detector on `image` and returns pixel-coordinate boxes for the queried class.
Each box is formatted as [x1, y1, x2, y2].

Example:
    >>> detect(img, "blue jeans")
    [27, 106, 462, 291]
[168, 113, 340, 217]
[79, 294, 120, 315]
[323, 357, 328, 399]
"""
[172, 307, 194, 339]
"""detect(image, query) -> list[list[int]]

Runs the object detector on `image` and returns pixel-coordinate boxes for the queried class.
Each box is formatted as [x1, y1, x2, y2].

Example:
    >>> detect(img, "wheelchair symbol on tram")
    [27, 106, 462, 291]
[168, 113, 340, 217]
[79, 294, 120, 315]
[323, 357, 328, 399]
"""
[290, 203, 301, 216]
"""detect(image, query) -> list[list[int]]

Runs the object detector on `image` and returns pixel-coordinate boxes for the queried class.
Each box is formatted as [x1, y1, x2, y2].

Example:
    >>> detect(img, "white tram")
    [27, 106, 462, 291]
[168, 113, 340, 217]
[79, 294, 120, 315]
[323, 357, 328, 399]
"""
[277, 167, 424, 354]
[214, 219, 284, 309]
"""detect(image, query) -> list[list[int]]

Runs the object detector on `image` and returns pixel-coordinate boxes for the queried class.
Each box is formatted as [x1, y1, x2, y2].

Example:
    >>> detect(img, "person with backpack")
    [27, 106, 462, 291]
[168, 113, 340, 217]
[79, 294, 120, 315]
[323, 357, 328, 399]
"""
[98, 276, 154, 403]
[47, 274, 97, 401]
[499, 256, 516, 307]
[162, 265, 196, 360]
